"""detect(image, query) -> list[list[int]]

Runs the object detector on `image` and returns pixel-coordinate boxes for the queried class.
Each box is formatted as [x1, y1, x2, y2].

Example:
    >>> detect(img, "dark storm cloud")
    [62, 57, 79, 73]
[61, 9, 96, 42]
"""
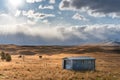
[61, 0, 70, 8]
[60, 0, 120, 14]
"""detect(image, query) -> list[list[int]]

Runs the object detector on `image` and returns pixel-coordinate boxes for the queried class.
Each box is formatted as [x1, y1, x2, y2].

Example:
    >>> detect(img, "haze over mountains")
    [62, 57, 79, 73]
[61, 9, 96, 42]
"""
[101, 41, 120, 46]
[0, 33, 120, 46]
[82, 40, 120, 46]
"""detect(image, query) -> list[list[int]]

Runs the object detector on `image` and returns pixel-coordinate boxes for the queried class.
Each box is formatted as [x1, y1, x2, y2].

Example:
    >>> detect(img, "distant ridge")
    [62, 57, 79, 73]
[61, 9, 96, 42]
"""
[81, 40, 120, 46]
[102, 41, 120, 46]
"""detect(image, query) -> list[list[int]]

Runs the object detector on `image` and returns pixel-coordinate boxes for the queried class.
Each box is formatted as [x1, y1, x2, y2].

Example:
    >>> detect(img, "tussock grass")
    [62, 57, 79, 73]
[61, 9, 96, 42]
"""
[0, 53, 119, 80]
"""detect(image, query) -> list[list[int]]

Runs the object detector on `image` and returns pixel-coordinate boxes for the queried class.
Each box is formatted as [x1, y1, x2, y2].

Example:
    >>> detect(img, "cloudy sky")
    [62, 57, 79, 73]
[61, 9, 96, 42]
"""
[0, 0, 120, 45]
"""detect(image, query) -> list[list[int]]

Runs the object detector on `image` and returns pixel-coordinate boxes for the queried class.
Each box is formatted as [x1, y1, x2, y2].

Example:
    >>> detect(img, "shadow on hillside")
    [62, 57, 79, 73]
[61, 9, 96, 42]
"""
[0, 45, 120, 55]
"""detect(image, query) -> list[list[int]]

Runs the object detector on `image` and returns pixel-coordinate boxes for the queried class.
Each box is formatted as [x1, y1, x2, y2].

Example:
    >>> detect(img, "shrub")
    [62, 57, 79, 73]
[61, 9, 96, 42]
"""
[5, 53, 12, 62]
[39, 56, 42, 59]
[0, 51, 6, 61]
[18, 55, 22, 58]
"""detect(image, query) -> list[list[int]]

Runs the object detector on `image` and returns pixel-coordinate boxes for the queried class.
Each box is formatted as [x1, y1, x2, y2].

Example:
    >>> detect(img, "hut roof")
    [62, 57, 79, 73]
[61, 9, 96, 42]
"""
[63, 56, 95, 60]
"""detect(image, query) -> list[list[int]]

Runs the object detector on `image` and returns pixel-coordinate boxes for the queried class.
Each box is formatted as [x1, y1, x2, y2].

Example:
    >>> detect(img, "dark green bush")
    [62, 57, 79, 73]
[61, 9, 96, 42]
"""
[5, 53, 12, 62]
[0, 51, 6, 61]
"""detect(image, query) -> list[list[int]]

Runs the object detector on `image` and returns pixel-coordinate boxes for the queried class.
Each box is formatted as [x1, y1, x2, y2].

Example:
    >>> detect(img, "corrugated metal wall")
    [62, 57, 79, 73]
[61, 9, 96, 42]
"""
[63, 59, 95, 70]
[72, 60, 95, 70]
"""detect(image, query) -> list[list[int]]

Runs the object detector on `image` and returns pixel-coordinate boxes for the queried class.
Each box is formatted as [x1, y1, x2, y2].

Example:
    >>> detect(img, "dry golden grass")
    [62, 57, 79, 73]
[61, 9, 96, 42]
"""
[0, 52, 119, 80]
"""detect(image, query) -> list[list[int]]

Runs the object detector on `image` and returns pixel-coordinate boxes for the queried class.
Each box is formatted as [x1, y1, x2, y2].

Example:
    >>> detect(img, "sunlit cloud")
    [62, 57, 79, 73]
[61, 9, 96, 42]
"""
[72, 13, 88, 21]
[26, 0, 43, 3]
[39, 5, 54, 10]
[22, 10, 55, 19]
[15, 10, 21, 17]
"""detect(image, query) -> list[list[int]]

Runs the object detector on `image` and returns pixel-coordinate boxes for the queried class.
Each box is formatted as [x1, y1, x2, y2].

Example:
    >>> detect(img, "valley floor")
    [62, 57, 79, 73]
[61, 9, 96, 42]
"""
[0, 53, 120, 80]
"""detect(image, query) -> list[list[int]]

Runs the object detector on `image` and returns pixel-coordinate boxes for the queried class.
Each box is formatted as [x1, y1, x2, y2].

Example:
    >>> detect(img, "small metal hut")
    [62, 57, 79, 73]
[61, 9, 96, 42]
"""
[63, 56, 96, 71]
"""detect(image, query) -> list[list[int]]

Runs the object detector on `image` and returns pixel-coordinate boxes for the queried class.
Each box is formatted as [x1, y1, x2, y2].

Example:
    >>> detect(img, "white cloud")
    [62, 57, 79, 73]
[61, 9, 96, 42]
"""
[27, 20, 36, 25]
[0, 22, 120, 42]
[39, 5, 54, 10]
[22, 10, 55, 19]
[0, 13, 20, 25]
[49, 0, 55, 4]
[15, 10, 21, 17]
[108, 13, 120, 19]
[42, 19, 50, 24]
[72, 13, 88, 21]
[26, 0, 43, 3]
[26, 0, 55, 4]
[0, 24, 65, 40]
[87, 10, 120, 18]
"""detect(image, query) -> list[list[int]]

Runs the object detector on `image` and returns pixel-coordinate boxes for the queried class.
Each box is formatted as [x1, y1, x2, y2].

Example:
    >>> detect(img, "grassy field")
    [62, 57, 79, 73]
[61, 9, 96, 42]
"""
[0, 52, 120, 80]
